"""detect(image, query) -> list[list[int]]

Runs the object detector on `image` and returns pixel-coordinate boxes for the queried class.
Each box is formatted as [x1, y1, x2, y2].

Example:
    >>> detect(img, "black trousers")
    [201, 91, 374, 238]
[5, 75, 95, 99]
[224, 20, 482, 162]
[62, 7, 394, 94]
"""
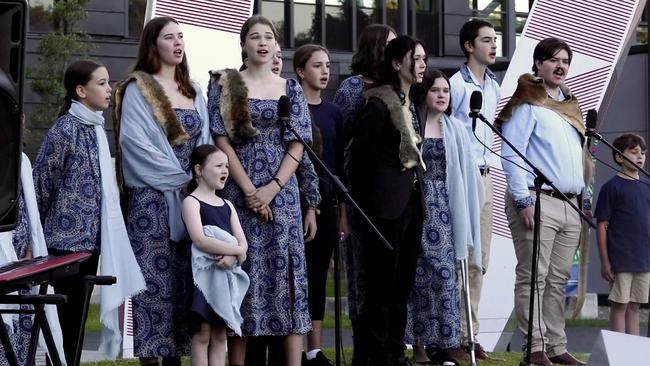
[305, 195, 339, 321]
[354, 191, 422, 365]
[48, 248, 99, 366]
[244, 336, 286, 366]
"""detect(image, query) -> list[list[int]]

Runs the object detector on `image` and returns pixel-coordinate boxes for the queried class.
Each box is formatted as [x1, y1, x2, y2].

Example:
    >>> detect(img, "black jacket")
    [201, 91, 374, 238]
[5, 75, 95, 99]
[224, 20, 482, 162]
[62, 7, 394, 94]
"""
[348, 89, 425, 220]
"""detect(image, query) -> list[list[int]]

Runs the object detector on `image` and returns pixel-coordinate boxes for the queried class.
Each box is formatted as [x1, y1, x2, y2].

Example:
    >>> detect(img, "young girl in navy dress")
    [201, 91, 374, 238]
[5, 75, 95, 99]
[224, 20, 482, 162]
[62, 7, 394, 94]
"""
[182, 145, 249, 366]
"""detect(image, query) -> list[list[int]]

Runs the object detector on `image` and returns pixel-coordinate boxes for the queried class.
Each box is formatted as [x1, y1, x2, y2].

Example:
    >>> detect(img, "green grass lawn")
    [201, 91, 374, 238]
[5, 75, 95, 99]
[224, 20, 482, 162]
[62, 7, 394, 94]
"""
[80, 350, 589, 366]
[83, 303, 591, 365]
[325, 277, 348, 298]
[89, 302, 640, 332]
[86, 303, 101, 332]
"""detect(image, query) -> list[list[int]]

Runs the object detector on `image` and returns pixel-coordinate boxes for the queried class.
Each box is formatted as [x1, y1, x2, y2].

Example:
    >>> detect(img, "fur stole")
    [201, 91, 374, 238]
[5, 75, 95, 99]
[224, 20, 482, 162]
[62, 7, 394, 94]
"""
[364, 85, 423, 169]
[112, 71, 189, 193]
[208, 69, 259, 143]
[497, 73, 585, 136]
[112, 71, 189, 145]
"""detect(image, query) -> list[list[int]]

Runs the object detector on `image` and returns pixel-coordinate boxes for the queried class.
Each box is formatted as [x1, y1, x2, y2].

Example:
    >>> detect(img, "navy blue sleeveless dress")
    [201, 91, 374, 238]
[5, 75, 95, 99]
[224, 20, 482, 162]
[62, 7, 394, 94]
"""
[187, 195, 233, 333]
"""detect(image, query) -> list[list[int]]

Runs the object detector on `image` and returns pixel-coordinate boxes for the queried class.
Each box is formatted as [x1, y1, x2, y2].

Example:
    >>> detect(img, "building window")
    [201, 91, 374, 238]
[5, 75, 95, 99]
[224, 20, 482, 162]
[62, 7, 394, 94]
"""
[411, 0, 438, 56]
[129, 0, 147, 39]
[514, 0, 533, 45]
[255, 0, 440, 52]
[356, 0, 381, 37]
[325, 0, 352, 51]
[261, 0, 286, 46]
[29, 0, 55, 33]
[294, 0, 319, 47]
[469, 0, 506, 57]
[638, 6, 648, 45]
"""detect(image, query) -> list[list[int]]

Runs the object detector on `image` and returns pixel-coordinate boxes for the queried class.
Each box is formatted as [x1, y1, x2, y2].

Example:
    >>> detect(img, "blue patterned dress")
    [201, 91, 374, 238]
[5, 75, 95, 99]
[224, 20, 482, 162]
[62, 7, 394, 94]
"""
[405, 137, 460, 349]
[33, 113, 101, 254]
[0, 193, 34, 366]
[207, 79, 313, 336]
[126, 109, 203, 357]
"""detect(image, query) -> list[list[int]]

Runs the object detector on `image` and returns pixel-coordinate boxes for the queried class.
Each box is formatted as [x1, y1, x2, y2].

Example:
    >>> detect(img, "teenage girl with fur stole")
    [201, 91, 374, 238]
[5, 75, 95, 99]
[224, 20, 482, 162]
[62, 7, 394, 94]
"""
[207, 15, 313, 366]
[112, 16, 212, 366]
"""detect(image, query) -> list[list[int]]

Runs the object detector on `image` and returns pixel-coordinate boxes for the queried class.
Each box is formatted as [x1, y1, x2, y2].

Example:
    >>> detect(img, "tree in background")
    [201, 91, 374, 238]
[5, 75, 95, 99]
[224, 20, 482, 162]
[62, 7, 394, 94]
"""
[28, 0, 92, 126]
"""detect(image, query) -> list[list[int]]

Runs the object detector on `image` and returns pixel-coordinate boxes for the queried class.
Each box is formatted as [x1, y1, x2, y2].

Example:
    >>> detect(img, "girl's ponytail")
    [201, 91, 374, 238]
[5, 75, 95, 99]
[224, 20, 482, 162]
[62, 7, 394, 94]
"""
[57, 94, 73, 117]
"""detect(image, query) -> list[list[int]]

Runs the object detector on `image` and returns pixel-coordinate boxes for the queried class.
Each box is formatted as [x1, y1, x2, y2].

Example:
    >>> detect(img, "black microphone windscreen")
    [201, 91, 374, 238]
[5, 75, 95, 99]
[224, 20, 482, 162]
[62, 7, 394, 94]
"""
[278, 95, 291, 120]
[470, 90, 482, 113]
[586, 109, 598, 130]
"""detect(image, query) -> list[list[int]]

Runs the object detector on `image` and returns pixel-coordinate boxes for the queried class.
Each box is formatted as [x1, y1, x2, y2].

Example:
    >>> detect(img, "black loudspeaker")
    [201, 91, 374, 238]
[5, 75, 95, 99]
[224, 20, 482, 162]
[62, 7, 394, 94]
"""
[0, 0, 26, 232]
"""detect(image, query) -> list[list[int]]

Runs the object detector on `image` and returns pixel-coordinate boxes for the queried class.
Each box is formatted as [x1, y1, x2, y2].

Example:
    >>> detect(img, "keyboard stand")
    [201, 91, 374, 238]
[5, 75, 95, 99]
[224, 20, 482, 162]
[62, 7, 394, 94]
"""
[0, 285, 66, 366]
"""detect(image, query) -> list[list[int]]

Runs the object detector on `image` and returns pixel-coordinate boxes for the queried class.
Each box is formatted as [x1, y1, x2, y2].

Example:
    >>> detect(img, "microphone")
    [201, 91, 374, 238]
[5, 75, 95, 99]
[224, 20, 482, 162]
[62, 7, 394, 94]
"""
[277, 95, 291, 126]
[585, 109, 597, 136]
[469, 90, 482, 132]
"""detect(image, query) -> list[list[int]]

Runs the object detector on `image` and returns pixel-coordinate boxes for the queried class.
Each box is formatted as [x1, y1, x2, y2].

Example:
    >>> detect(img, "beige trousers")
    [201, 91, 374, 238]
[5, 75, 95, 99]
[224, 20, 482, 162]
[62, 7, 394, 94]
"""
[460, 173, 493, 341]
[505, 192, 581, 356]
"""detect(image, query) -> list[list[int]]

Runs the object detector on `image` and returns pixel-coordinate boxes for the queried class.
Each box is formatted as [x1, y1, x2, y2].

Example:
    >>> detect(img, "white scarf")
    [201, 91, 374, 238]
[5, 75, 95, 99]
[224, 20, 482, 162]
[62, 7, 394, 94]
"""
[69, 101, 146, 358]
[0, 154, 67, 365]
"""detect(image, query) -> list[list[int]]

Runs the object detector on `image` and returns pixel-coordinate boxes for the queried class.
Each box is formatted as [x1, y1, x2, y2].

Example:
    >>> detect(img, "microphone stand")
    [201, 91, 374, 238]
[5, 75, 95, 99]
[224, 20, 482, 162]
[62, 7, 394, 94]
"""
[587, 130, 650, 179]
[279, 118, 393, 366]
[471, 112, 595, 366]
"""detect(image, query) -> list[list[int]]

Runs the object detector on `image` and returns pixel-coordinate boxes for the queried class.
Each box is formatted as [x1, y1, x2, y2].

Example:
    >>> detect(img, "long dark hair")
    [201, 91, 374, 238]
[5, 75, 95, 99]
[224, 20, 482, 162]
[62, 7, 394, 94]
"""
[377, 35, 424, 104]
[133, 16, 196, 99]
[350, 24, 395, 81]
[187, 144, 223, 193]
[58, 60, 104, 117]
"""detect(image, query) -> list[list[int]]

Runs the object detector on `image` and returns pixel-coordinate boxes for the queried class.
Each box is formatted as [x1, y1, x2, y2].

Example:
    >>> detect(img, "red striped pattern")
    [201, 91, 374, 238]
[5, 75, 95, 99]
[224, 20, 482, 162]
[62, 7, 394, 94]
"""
[491, 167, 512, 239]
[525, 0, 637, 62]
[155, 0, 251, 35]
[566, 66, 611, 117]
[126, 298, 134, 337]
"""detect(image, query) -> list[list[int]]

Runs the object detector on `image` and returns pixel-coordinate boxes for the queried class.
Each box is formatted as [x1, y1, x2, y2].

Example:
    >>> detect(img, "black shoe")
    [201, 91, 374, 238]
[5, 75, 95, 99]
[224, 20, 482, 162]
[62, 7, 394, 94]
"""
[302, 351, 310, 366]
[391, 355, 412, 366]
[161, 357, 181, 366]
[307, 351, 334, 366]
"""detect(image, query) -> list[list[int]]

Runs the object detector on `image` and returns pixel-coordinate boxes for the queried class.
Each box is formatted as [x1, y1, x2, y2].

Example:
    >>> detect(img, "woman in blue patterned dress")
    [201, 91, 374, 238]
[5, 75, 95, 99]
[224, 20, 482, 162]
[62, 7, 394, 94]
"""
[405, 70, 483, 365]
[207, 15, 312, 366]
[113, 17, 212, 366]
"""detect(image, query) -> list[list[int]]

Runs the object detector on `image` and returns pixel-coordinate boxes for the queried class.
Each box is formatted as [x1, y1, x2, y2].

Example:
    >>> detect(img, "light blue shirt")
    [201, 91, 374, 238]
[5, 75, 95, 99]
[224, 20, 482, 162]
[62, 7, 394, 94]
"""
[450, 63, 501, 168]
[501, 102, 585, 209]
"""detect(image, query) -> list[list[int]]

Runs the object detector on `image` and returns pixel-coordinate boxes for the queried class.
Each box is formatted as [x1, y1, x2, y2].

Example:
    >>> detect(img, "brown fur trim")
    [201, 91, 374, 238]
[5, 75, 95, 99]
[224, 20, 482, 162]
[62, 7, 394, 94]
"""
[497, 73, 585, 136]
[365, 85, 423, 169]
[111, 71, 189, 193]
[209, 69, 259, 143]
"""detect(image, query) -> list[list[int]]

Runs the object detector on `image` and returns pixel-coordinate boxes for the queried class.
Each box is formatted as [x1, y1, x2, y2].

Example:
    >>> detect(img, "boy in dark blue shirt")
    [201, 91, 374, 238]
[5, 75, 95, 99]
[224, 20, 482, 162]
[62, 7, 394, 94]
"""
[595, 133, 650, 336]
